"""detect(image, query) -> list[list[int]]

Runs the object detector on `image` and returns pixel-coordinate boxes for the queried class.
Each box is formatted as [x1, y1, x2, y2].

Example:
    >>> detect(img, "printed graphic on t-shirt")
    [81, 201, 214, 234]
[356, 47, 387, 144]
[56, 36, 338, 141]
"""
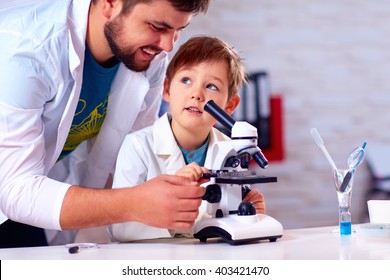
[59, 96, 108, 160]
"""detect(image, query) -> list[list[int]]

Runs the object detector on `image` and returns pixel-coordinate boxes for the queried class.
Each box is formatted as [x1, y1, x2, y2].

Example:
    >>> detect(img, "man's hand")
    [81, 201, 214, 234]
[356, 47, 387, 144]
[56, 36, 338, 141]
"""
[60, 174, 205, 230]
[242, 189, 266, 214]
[128, 174, 206, 229]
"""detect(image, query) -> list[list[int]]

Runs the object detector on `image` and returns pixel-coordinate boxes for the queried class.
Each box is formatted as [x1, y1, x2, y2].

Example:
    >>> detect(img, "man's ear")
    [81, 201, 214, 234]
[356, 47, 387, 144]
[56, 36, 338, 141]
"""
[224, 94, 240, 115]
[101, 0, 121, 18]
[162, 78, 171, 103]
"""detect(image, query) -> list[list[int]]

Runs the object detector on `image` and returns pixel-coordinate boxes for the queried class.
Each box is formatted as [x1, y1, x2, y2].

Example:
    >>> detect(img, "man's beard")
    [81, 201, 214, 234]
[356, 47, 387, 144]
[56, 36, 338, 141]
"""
[104, 16, 151, 72]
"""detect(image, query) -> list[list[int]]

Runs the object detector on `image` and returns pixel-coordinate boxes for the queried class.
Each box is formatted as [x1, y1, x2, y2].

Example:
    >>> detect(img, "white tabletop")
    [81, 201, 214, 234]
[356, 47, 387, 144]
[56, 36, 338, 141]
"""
[1, 224, 390, 260]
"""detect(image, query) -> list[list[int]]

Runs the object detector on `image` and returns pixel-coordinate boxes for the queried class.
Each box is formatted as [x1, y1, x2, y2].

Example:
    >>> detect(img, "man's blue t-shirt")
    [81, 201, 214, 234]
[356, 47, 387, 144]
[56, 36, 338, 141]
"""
[59, 45, 120, 160]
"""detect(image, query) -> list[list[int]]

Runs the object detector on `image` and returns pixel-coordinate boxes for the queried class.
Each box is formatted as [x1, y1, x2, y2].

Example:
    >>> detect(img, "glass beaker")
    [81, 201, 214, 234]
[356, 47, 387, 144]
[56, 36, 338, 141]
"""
[333, 168, 354, 235]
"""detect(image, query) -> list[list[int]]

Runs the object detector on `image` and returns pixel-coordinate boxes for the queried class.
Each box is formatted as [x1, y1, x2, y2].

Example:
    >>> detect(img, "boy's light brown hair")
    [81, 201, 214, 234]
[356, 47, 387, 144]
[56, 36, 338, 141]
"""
[166, 36, 246, 100]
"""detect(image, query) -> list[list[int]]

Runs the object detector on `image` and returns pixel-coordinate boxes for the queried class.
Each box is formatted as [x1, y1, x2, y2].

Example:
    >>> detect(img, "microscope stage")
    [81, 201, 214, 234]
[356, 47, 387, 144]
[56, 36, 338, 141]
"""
[215, 175, 277, 185]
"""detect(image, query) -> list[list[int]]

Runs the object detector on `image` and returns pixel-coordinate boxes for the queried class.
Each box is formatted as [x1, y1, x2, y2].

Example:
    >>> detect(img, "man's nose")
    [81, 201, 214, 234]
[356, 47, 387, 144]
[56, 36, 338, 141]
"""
[159, 31, 178, 52]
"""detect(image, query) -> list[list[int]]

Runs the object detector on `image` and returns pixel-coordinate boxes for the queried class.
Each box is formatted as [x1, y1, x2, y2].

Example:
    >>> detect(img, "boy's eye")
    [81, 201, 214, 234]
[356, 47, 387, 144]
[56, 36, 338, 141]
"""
[181, 77, 191, 84]
[207, 84, 218, 91]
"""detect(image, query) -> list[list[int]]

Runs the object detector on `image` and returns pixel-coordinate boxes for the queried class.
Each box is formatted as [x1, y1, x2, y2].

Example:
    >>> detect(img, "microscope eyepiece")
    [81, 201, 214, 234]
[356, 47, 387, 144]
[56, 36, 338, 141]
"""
[204, 100, 235, 131]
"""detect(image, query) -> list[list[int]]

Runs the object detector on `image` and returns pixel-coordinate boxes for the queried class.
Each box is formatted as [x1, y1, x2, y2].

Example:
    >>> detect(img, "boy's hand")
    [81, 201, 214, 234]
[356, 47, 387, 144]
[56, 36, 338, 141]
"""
[175, 162, 210, 184]
[242, 189, 266, 214]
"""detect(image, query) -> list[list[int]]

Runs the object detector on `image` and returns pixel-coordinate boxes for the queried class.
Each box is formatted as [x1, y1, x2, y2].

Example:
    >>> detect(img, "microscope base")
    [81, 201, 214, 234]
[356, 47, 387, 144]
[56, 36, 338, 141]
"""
[193, 214, 283, 245]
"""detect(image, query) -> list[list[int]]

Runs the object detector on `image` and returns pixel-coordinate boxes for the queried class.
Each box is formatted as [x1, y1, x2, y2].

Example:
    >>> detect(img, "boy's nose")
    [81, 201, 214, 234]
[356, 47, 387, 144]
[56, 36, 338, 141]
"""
[191, 89, 204, 101]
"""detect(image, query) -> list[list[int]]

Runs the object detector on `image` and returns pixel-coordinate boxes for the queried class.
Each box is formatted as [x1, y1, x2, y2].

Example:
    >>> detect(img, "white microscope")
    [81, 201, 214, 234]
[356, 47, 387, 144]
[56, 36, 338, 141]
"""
[193, 100, 283, 245]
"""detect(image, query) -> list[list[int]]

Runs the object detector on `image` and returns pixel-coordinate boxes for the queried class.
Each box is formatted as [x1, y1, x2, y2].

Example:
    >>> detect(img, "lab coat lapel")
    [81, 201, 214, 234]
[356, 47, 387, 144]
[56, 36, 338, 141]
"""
[50, 2, 88, 169]
[153, 114, 186, 175]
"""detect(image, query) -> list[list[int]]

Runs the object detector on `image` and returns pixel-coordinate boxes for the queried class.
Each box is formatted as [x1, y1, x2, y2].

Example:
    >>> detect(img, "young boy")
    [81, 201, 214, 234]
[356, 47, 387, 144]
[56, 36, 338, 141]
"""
[111, 36, 265, 242]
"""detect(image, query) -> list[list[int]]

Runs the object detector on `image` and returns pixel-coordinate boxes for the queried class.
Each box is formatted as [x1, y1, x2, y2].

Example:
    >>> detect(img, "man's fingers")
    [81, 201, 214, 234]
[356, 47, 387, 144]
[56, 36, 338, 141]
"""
[175, 210, 199, 222]
[175, 184, 206, 199]
[175, 197, 203, 211]
[169, 221, 195, 230]
[161, 174, 192, 185]
[163, 210, 199, 229]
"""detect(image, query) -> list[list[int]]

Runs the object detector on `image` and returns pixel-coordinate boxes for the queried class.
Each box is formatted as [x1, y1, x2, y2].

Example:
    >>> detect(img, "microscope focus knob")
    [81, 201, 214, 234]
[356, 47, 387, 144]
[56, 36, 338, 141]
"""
[237, 202, 256, 216]
[225, 156, 240, 168]
[202, 184, 222, 203]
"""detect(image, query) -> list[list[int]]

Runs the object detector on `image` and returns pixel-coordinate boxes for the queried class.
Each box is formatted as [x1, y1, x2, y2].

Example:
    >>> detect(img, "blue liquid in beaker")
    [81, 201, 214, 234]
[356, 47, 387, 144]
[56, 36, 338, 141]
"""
[340, 221, 352, 235]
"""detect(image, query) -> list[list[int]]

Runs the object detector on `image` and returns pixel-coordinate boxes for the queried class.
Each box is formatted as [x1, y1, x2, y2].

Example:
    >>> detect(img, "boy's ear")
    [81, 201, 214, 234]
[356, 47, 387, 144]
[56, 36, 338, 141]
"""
[162, 78, 171, 103]
[224, 94, 240, 115]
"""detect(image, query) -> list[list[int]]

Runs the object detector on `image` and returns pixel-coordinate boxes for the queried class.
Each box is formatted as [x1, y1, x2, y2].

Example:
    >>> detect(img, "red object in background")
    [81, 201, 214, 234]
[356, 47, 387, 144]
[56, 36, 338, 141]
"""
[262, 95, 284, 162]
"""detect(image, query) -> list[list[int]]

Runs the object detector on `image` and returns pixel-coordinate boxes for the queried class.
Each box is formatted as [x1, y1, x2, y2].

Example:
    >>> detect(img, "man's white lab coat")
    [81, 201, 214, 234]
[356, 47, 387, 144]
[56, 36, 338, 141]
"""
[0, 0, 168, 234]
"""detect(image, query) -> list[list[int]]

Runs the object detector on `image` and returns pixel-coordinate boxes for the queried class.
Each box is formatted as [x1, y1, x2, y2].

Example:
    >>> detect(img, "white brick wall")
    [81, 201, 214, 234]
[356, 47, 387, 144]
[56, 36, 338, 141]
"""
[175, 0, 390, 229]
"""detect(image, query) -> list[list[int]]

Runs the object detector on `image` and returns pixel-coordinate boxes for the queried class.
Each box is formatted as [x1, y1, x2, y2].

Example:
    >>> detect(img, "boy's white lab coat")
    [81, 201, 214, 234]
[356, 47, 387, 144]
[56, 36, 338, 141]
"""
[0, 0, 167, 233]
[111, 113, 230, 242]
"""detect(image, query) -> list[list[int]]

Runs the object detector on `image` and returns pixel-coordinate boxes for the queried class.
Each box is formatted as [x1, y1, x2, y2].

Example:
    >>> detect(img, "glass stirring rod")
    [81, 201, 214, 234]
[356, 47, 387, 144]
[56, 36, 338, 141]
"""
[311, 128, 338, 172]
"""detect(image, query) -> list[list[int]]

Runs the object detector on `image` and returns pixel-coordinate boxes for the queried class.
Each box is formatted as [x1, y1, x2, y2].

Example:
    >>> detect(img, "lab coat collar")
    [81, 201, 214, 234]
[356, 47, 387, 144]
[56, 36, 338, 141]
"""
[68, 0, 90, 76]
[152, 113, 230, 172]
